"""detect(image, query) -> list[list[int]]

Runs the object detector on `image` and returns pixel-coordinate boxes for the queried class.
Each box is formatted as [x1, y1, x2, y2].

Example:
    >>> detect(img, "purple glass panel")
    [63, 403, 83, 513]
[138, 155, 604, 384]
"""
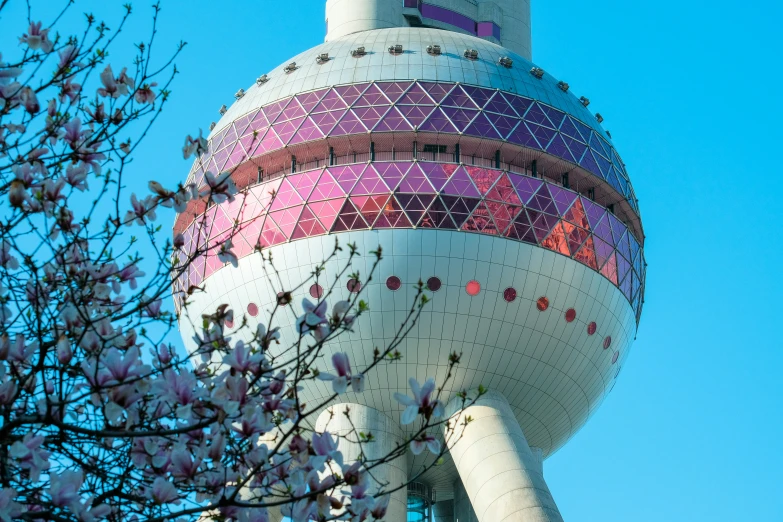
[398, 164, 435, 193]
[313, 89, 348, 113]
[269, 205, 304, 239]
[397, 83, 435, 105]
[262, 98, 292, 125]
[419, 82, 454, 103]
[397, 193, 435, 224]
[477, 21, 494, 37]
[590, 133, 612, 159]
[307, 199, 344, 230]
[461, 86, 494, 109]
[419, 108, 459, 133]
[375, 107, 413, 132]
[295, 88, 329, 113]
[353, 106, 390, 131]
[330, 110, 368, 136]
[442, 107, 478, 132]
[465, 112, 502, 139]
[559, 118, 584, 143]
[403, 0, 419, 8]
[525, 103, 554, 128]
[352, 168, 389, 195]
[527, 185, 557, 215]
[528, 123, 557, 149]
[441, 167, 481, 197]
[289, 117, 325, 145]
[571, 118, 593, 143]
[508, 174, 543, 205]
[335, 84, 369, 106]
[579, 150, 603, 180]
[420, 3, 477, 34]
[398, 105, 435, 128]
[484, 93, 519, 116]
[485, 112, 519, 139]
[309, 171, 345, 201]
[310, 111, 342, 136]
[277, 100, 306, 123]
[607, 211, 628, 245]
[582, 198, 605, 230]
[507, 123, 541, 149]
[419, 162, 458, 191]
[351, 195, 388, 225]
[562, 135, 588, 163]
[617, 255, 631, 292]
[546, 133, 575, 163]
[374, 197, 411, 228]
[226, 142, 248, 170]
[377, 82, 411, 104]
[527, 210, 560, 243]
[506, 212, 537, 244]
[506, 95, 533, 118]
[332, 199, 368, 232]
[251, 129, 284, 156]
[616, 230, 632, 262]
[354, 84, 389, 107]
[232, 112, 255, 138]
[592, 214, 615, 246]
[272, 116, 305, 145]
[541, 105, 565, 129]
[329, 164, 366, 193]
[442, 196, 480, 227]
[441, 86, 478, 109]
[372, 162, 408, 191]
[593, 151, 613, 178]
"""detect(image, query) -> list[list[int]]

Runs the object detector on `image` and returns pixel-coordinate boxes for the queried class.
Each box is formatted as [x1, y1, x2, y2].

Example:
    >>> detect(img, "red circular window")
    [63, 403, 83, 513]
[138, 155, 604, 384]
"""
[247, 303, 258, 317]
[309, 284, 324, 299]
[427, 277, 442, 292]
[612, 351, 620, 364]
[587, 322, 597, 335]
[347, 279, 362, 293]
[386, 276, 401, 291]
[465, 280, 481, 296]
[277, 291, 291, 306]
[565, 308, 576, 323]
[503, 287, 517, 303]
[536, 296, 549, 311]
[603, 336, 612, 350]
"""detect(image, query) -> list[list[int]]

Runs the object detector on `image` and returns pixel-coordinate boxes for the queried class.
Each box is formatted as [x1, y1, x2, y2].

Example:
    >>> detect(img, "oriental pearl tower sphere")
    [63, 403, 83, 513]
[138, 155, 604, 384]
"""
[175, 1, 645, 520]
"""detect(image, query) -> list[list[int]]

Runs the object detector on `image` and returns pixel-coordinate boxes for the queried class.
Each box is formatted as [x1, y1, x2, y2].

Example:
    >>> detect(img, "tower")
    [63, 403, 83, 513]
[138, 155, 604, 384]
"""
[175, 1, 645, 520]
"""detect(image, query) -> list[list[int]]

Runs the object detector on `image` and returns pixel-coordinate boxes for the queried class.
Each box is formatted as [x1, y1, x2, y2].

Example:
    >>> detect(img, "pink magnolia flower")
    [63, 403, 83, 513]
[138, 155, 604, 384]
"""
[57, 45, 80, 70]
[150, 477, 180, 505]
[409, 433, 441, 456]
[65, 162, 89, 191]
[201, 171, 237, 204]
[9, 433, 50, 481]
[134, 82, 158, 104]
[19, 22, 53, 52]
[61, 117, 86, 149]
[297, 298, 327, 333]
[183, 130, 209, 159]
[0, 242, 19, 270]
[56, 335, 72, 364]
[370, 494, 390, 519]
[124, 194, 157, 226]
[49, 470, 83, 507]
[59, 78, 81, 102]
[97, 65, 135, 98]
[117, 263, 145, 290]
[318, 352, 364, 394]
[20, 86, 39, 114]
[393, 377, 445, 425]
[217, 239, 239, 268]
[0, 488, 22, 522]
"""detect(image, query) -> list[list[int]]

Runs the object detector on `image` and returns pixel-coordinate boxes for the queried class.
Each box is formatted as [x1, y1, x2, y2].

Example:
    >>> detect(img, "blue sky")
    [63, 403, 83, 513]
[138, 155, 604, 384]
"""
[4, 0, 782, 519]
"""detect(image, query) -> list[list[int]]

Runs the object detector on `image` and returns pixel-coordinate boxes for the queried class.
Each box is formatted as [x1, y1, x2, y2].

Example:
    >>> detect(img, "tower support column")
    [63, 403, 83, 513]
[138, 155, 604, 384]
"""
[316, 403, 408, 521]
[445, 391, 564, 522]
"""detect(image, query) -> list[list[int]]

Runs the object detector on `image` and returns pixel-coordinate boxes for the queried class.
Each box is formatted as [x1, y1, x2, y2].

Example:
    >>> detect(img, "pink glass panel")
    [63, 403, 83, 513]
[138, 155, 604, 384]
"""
[350, 195, 388, 225]
[295, 88, 329, 113]
[289, 117, 325, 145]
[269, 178, 305, 212]
[352, 168, 390, 195]
[398, 164, 435, 193]
[332, 199, 368, 232]
[309, 171, 346, 201]
[268, 205, 304, 239]
[354, 83, 389, 107]
[329, 164, 366, 193]
[485, 173, 521, 205]
[374, 107, 413, 132]
[288, 169, 322, 201]
[330, 110, 367, 136]
[441, 167, 480, 197]
[306, 199, 344, 230]
[312, 89, 347, 113]
[310, 111, 342, 136]
[292, 206, 328, 239]
[373, 162, 409, 191]
[353, 106, 389, 131]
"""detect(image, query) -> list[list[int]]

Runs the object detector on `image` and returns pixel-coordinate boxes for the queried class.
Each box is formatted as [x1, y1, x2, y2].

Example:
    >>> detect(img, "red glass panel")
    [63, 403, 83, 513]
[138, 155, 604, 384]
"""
[329, 164, 366, 193]
[562, 221, 590, 255]
[373, 162, 409, 191]
[536, 296, 549, 311]
[564, 308, 576, 323]
[587, 322, 597, 335]
[563, 198, 589, 229]
[309, 170, 345, 201]
[332, 199, 368, 232]
[330, 110, 367, 136]
[573, 236, 599, 270]
[398, 164, 435, 193]
[374, 107, 413, 132]
[485, 173, 521, 205]
[419, 108, 459, 133]
[486, 201, 520, 236]
[441, 167, 481, 197]
[465, 280, 481, 296]
[374, 196, 412, 228]
[465, 112, 502, 139]
[306, 199, 344, 230]
[350, 195, 388, 225]
[541, 222, 570, 256]
[462, 202, 497, 235]
[600, 252, 619, 285]
[465, 167, 502, 195]
[503, 287, 517, 302]
[398, 105, 436, 128]
[386, 276, 402, 291]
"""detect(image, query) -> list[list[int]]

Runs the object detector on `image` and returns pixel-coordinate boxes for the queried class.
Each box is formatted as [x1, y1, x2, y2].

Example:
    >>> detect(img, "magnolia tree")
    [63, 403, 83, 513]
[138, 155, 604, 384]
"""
[0, 3, 477, 521]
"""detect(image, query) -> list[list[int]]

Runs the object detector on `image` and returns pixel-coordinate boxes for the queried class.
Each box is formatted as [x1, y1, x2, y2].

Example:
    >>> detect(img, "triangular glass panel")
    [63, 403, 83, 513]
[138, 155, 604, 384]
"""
[268, 205, 304, 239]
[335, 83, 369, 106]
[397, 82, 435, 105]
[507, 123, 541, 149]
[484, 92, 518, 116]
[420, 82, 454, 103]
[233, 110, 256, 138]
[289, 116, 325, 145]
[594, 236, 614, 269]
[398, 105, 436, 128]
[442, 196, 480, 227]
[272, 116, 306, 145]
[246, 109, 270, 135]
[309, 170, 345, 201]
[373, 162, 409, 191]
[310, 111, 342, 137]
[608, 213, 628, 245]
[592, 214, 614, 245]
[485, 173, 521, 205]
[562, 221, 590, 255]
[525, 103, 555, 128]
[295, 88, 329, 113]
[291, 205, 327, 240]
[590, 133, 612, 159]
[352, 167, 390, 195]
[332, 199, 368, 232]
[353, 83, 389, 107]
[549, 184, 578, 215]
[252, 178, 282, 212]
[629, 234, 641, 267]
[374, 196, 413, 228]
[616, 230, 632, 262]
[374, 107, 413, 132]
[329, 164, 366, 193]
[527, 209, 560, 242]
[579, 149, 603, 180]
[559, 117, 584, 142]
[462, 201, 498, 235]
[442, 107, 479, 132]
[418, 196, 456, 229]
[212, 146, 232, 172]
[606, 168, 623, 196]
[312, 89, 348, 113]
[277, 99, 306, 123]
[465, 166, 502, 195]
[572, 118, 593, 143]
[353, 105, 390, 132]
[593, 152, 613, 179]
[258, 215, 285, 248]
[461, 85, 495, 109]
[485, 112, 519, 140]
[419, 162, 459, 192]
[546, 133, 576, 163]
[507, 94, 534, 118]
[288, 169, 322, 201]
[541, 105, 565, 129]
[506, 211, 537, 244]
[619, 266, 633, 301]
[350, 195, 389, 225]
[330, 110, 367, 136]
[574, 235, 598, 269]
[509, 174, 543, 205]
[262, 98, 292, 124]
[617, 253, 631, 286]
[528, 123, 557, 149]
[397, 193, 435, 224]
[527, 184, 558, 215]
[377, 81, 411, 104]
[631, 272, 641, 302]
[441, 166, 481, 197]
[541, 222, 570, 256]
[419, 108, 459, 133]
[465, 112, 502, 139]
[398, 163, 436, 193]
[307, 199, 344, 230]
[563, 198, 590, 229]
[486, 200, 520, 235]
[582, 197, 606, 229]
[600, 252, 618, 285]
[269, 177, 304, 211]
[562, 135, 588, 164]
[441, 85, 477, 108]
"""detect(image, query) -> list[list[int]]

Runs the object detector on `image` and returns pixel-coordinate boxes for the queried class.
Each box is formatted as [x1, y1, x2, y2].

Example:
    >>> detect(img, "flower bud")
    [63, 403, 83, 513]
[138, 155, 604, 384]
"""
[56, 335, 72, 364]
[9, 180, 26, 207]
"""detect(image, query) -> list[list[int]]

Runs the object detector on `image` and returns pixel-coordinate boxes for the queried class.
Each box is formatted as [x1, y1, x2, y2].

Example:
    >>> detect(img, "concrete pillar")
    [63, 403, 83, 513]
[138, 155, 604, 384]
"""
[325, 0, 404, 42]
[444, 391, 564, 522]
[316, 403, 408, 521]
[433, 499, 455, 522]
